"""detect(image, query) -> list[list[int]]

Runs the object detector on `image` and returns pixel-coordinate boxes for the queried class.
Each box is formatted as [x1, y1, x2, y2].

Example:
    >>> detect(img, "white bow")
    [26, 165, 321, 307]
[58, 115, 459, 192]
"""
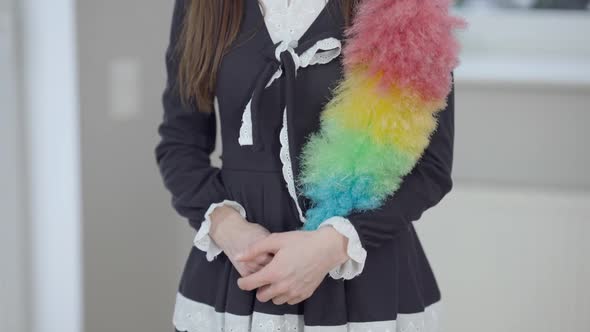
[237, 37, 342, 146]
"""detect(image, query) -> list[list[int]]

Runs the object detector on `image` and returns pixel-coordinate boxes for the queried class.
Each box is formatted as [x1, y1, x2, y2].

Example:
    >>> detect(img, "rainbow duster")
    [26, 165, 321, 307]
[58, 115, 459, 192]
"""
[299, 0, 467, 230]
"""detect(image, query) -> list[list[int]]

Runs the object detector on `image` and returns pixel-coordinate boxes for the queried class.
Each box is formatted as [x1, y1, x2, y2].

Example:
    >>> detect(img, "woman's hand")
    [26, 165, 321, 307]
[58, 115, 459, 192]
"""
[235, 227, 350, 305]
[209, 205, 273, 277]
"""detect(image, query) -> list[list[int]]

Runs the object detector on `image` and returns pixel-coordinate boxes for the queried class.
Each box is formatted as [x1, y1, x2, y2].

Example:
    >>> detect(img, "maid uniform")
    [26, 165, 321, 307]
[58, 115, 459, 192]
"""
[155, 0, 460, 331]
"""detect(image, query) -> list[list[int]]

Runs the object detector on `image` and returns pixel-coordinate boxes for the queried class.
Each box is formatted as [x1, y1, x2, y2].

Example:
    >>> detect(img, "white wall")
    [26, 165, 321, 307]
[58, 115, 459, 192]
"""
[20, 0, 82, 332]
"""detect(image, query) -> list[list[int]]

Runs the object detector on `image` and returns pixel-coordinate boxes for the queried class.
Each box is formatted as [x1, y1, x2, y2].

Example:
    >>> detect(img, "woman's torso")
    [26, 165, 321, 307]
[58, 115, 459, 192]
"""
[173, 2, 443, 330]
[212, 0, 345, 227]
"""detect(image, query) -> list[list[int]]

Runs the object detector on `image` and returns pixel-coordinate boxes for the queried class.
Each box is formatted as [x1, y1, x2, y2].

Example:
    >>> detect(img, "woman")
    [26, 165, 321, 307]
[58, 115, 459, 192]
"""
[155, 0, 465, 331]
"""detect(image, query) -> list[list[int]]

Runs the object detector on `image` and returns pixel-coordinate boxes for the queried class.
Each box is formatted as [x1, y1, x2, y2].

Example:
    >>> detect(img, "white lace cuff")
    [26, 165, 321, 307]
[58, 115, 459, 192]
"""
[193, 200, 247, 262]
[318, 216, 367, 280]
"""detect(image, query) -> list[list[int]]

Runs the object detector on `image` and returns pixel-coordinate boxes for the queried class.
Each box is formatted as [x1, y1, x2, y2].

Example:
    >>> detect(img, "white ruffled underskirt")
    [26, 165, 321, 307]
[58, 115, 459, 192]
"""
[173, 292, 442, 332]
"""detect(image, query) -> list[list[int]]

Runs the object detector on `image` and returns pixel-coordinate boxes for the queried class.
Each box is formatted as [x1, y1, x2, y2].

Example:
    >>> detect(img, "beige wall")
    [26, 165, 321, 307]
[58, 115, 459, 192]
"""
[422, 80, 590, 331]
[76, 1, 191, 332]
[418, 185, 590, 332]
[453, 81, 590, 188]
[0, 1, 28, 331]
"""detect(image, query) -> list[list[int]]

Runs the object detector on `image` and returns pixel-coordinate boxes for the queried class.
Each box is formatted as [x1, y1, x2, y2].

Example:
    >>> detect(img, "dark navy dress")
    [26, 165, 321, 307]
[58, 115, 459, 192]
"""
[155, 0, 455, 331]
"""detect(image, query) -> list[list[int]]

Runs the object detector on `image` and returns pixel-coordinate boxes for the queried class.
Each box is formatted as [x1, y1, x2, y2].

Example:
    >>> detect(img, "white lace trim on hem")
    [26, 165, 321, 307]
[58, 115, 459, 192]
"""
[173, 292, 442, 332]
[193, 200, 247, 262]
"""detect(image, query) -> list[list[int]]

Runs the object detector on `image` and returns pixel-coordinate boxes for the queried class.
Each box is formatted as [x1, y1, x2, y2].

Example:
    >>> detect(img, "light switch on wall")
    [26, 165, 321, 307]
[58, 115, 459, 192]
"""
[109, 57, 141, 121]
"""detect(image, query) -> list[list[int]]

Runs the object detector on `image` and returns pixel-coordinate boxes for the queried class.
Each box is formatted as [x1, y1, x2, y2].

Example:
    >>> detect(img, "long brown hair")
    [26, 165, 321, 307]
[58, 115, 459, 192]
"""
[177, 0, 359, 113]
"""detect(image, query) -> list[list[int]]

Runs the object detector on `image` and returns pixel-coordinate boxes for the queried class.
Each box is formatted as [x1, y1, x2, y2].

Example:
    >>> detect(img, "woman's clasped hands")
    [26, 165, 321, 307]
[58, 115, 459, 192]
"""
[209, 205, 350, 305]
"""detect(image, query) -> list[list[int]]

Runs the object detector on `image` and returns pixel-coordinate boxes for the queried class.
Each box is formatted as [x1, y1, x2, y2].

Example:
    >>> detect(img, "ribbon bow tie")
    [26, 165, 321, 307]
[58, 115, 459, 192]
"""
[237, 33, 342, 149]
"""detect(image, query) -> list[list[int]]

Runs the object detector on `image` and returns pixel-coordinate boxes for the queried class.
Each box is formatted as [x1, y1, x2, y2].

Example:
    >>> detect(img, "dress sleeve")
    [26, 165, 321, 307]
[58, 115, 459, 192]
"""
[345, 74, 456, 251]
[194, 200, 247, 261]
[155, 0, 229, 231]
[318, 217, 367, 280]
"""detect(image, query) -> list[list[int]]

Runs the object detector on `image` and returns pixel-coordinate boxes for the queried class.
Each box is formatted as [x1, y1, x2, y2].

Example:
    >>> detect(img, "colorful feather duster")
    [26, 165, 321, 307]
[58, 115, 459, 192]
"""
[298, 0, 467, 230]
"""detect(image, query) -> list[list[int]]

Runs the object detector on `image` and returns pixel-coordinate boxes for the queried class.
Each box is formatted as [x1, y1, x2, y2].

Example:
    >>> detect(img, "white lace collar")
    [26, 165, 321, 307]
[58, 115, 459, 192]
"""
[258, 0, 329, 44]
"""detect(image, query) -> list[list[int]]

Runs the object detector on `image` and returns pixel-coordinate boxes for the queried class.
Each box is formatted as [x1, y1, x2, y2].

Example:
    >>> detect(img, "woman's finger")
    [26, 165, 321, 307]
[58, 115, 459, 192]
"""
[256, 281, 290, 303]
[245, 259, 270, 274]
[234, 264, 253, 278]
[272, 286, 301, 305]
[243, 262, 260, 273]
[240, 253, 272, 272]
[272, 294, 292, 305]
[254, 253, 273, 266]
[287, 295, 305, 305]
[235, 234, 284, 262]
[237, 261, 279, 291]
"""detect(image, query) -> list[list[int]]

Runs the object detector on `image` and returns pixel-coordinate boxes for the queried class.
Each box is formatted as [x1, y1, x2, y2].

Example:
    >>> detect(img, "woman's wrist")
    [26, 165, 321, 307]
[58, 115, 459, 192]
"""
[209, 205, 245, 242]
[315, 226, 350, 267]
[316, 217, 367, 280]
